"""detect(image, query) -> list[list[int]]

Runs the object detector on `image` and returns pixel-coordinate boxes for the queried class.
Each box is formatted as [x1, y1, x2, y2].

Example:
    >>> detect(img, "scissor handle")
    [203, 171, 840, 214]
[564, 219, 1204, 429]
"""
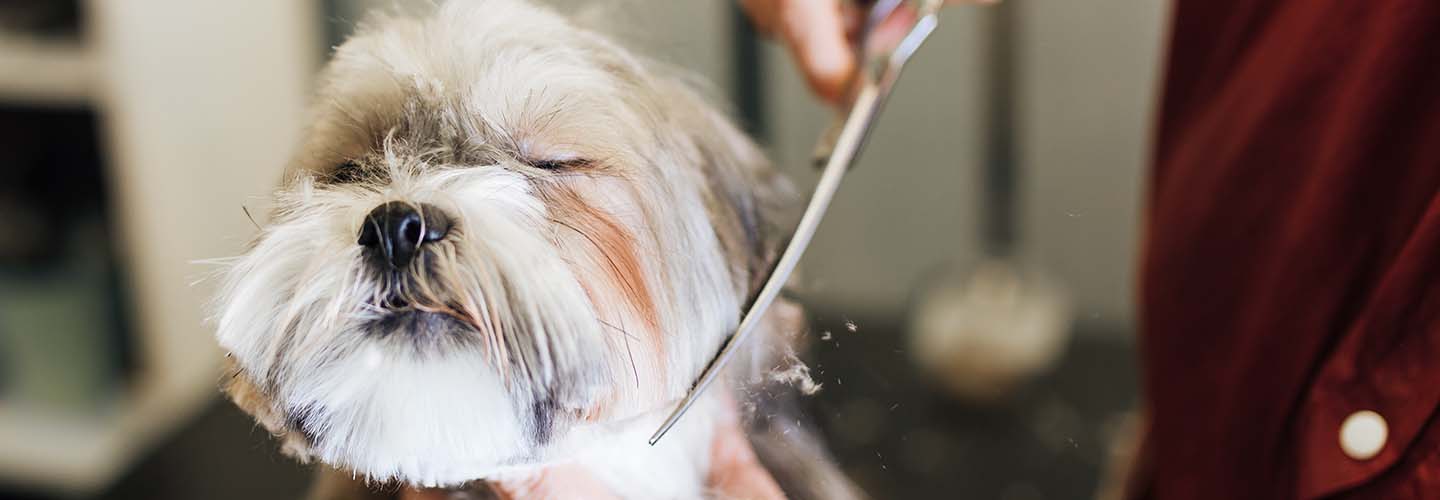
[812, 0, 945, 167]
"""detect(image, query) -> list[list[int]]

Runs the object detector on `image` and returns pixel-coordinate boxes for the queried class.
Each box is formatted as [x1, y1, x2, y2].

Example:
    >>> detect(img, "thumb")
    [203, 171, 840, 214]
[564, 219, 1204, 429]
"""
[778, 0, 855, 104]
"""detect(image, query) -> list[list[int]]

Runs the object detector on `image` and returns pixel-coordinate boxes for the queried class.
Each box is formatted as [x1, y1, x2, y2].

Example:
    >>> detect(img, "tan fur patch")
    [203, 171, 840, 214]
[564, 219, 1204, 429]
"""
[535, 177, 663, 353]
[221, 357, 313, 460]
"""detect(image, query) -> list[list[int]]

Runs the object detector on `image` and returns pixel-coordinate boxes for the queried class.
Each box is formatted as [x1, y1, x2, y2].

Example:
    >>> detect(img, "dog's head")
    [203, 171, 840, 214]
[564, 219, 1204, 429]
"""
[213, 0, 789, 486]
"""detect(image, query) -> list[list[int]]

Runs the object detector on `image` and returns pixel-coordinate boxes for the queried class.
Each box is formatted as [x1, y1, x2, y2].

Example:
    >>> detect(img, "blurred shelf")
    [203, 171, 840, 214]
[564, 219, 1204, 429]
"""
[0, 376, 216, 495]
[0, 33, 93, 105]
[0, 0, 319, 495]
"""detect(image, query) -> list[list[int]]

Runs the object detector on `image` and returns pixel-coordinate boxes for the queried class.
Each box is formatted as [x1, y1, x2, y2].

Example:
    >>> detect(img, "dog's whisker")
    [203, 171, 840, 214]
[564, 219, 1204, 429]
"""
[598, 316, 641, 388]
[242, 205, 263, 230]
[594, 317, 640, 341]
[623, 325, 638, 388]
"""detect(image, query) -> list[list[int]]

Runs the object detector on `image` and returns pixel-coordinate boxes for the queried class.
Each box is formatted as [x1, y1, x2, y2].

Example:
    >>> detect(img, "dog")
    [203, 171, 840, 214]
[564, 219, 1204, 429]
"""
[211, 1, 863, 498]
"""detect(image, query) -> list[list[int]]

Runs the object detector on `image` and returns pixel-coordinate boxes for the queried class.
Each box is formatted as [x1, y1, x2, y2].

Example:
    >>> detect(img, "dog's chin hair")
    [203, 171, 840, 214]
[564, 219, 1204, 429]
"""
[292, 348, 528, 486]
[215, 165, 617, 483]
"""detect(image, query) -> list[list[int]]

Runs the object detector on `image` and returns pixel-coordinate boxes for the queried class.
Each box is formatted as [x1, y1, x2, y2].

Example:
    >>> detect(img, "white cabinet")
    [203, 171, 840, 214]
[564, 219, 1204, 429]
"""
[0, 1, 318, 494]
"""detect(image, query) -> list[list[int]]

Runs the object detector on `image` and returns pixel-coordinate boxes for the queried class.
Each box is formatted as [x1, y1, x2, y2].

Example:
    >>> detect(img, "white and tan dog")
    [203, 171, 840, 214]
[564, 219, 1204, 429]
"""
[213, 1, 858, 498]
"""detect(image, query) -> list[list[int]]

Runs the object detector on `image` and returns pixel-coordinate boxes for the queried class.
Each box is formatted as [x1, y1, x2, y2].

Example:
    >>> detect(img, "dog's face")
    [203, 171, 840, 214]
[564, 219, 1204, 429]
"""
[213, 0, 787, 486]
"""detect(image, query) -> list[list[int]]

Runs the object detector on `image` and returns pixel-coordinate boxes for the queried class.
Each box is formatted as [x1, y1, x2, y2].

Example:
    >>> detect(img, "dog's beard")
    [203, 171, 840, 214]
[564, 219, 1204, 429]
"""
[215, 160, 737, 485]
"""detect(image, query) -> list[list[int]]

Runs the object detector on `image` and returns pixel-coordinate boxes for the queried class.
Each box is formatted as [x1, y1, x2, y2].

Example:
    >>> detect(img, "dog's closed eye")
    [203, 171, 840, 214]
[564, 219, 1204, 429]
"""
[328, 160, 367, 184]
[529, 158, 592, 171]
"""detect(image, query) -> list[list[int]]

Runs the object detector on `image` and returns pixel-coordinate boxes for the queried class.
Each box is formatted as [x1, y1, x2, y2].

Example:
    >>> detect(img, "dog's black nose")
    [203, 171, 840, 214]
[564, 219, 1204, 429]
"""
[357, 202, 451, 269]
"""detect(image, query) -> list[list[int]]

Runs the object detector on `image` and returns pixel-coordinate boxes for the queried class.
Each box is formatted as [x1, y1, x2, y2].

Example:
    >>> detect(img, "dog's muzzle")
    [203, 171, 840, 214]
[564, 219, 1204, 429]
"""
[357, 201, 452, 269]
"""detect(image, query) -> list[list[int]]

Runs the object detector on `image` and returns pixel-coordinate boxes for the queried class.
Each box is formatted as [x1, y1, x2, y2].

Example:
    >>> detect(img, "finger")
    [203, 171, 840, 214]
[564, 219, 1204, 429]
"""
[520, 463, 623, 500]
[709, 425, 787, 499]
[864, 4, 920, 59]
[778, 0, 855, 104]
[708, 392, 787, 500]
[842, 2, 864, 43]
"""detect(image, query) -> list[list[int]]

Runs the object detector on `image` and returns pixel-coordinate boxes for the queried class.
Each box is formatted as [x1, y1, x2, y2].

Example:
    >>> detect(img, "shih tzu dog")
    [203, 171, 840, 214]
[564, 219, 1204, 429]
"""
[212, 1, 861, 498]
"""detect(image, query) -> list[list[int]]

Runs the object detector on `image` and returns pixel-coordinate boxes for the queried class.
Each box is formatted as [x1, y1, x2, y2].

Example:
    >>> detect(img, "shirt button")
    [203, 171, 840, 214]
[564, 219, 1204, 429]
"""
[1339, 410, 1388, 460]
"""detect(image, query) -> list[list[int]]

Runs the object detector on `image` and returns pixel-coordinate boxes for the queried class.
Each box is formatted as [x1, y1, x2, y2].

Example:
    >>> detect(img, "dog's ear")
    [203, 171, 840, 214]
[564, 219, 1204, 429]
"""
[660, 82, 797, 296]
[221, 357, 316, 461]
[695, 106, 796, 296]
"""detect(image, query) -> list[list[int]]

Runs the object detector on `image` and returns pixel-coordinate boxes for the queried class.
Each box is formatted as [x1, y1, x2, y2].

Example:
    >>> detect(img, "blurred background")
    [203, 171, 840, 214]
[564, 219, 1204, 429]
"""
[0, 0, 1166, 498]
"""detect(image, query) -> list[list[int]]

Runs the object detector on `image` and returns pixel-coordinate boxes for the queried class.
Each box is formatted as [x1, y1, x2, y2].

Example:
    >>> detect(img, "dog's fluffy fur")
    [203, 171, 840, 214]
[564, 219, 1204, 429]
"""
[211, 1, 861, 498]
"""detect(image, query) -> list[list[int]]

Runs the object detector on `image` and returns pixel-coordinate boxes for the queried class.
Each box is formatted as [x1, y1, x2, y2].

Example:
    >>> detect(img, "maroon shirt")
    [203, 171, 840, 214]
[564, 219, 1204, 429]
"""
[1140, 1, 1440, 498]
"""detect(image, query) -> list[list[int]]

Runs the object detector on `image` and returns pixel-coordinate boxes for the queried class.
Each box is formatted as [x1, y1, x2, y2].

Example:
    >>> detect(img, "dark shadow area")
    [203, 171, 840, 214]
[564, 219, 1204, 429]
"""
[800, 313, 1138, 500]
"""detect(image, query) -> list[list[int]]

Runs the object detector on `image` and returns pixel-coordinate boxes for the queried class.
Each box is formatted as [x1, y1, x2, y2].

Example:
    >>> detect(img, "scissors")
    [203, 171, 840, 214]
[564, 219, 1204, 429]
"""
[649, 0, 947, 445]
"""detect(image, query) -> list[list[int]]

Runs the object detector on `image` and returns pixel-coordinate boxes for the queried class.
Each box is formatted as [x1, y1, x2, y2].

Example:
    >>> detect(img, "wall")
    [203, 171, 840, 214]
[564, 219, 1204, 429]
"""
[1015, 0, 1169, 331]
[761, 2, 1169, 332]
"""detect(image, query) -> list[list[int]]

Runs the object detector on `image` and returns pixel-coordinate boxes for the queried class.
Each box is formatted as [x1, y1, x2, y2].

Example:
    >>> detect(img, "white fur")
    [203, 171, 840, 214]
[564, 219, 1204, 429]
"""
[212, 0, 784, 495]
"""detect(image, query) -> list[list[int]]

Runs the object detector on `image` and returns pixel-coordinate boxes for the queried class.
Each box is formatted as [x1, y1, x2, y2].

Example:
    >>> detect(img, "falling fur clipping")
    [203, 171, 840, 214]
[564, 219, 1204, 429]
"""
[211, 1, 861, 499]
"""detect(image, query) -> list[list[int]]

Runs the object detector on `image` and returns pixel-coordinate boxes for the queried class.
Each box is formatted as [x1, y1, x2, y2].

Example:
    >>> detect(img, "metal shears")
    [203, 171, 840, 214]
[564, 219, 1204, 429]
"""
[648, 0, 948, 445]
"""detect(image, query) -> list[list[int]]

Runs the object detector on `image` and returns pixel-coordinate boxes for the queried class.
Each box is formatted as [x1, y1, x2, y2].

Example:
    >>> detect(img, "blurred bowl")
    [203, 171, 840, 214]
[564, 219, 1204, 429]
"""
[907, 258, 1072, 403]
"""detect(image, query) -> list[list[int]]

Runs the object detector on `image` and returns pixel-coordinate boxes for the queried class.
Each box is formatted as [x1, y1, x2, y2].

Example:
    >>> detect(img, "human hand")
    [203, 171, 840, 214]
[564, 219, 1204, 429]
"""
[399, 464, 621, 500]
[740, 0, 995, 105]
[399, 394, 783, 500]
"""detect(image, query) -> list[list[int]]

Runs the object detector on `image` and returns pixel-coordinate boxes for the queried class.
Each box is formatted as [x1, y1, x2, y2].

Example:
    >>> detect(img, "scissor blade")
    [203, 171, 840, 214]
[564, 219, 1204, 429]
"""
[648, 83, 886, 446]
[648, 0, 944, 446]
